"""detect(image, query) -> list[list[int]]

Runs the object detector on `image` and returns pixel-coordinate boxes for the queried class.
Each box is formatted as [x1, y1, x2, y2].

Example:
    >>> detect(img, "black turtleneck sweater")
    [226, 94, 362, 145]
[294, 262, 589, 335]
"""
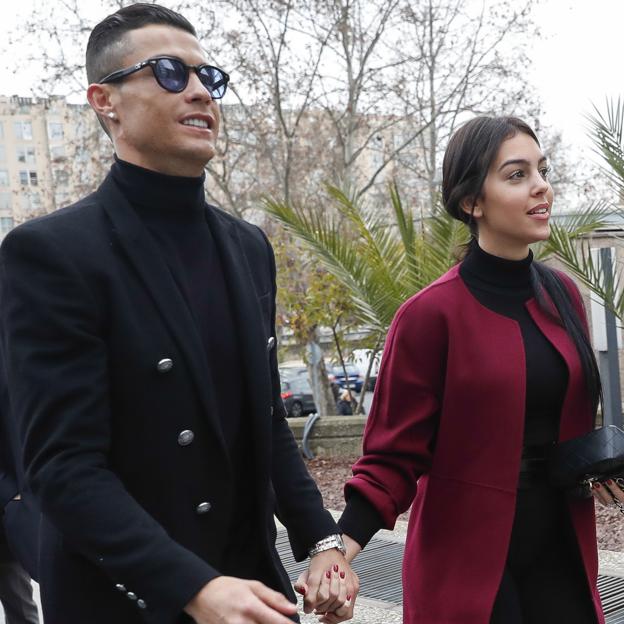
[339, 244, 569, 548]
[111, 157, 258, 576]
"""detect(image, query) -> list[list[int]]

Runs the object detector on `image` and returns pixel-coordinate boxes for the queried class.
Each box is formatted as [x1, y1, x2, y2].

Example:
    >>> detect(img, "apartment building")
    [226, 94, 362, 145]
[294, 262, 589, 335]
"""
[0, 95, 108, 238]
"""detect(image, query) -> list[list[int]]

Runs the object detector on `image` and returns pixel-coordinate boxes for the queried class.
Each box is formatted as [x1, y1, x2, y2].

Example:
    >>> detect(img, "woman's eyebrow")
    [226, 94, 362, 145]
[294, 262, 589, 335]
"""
[498, 156, 547, 171]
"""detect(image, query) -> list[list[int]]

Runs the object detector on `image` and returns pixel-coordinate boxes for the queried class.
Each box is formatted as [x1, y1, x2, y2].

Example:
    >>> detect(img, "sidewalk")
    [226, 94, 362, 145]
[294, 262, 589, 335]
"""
[4, 512, 624, 624]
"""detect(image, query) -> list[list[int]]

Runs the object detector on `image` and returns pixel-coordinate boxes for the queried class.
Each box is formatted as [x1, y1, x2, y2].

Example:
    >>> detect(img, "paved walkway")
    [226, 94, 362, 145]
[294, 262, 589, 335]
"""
[3, 512, 624, 623]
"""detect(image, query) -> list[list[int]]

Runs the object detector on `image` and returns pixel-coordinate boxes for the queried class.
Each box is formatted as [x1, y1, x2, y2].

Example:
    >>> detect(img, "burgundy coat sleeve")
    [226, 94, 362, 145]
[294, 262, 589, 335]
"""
[344, 289, 448, 529]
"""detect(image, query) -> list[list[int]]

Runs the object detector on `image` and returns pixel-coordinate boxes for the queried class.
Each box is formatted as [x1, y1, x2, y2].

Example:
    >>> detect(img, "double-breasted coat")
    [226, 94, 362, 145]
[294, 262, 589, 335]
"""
[346, 265, 604, 624]
[0, 173, 338, 624]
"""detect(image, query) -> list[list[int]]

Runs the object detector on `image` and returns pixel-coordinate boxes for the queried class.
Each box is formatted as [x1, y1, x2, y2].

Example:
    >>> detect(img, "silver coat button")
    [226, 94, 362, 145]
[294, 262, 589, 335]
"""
[196, 501, 211, 515]
[177, 430, 194, 446]
[267, 336, 275, 351]
[137, 599, 147, 609]
[115, 584, 126, 592]
[156, 358, 173, 373]
[127, 592, 137, 600]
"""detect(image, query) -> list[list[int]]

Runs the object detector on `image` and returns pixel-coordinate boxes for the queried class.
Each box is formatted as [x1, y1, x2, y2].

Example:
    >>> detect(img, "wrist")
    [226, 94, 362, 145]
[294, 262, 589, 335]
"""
[343, 534, 362, 563]
[308, 534, 346, 558]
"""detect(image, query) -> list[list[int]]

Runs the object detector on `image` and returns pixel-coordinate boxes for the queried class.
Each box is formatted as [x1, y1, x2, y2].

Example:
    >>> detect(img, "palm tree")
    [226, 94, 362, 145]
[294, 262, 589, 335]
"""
[264, 183, 469, 339]
[264, 179, 611, 358]
[541, 99, 624, 322]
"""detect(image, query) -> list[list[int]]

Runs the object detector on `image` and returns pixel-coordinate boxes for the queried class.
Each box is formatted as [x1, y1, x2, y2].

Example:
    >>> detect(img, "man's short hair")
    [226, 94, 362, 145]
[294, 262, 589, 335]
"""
[86, 3, 197, 85]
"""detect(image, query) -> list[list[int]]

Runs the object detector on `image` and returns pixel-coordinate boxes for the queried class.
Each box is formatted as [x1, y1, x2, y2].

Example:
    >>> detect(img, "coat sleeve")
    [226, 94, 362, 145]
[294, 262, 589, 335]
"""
[342, 291, 448, 533]
[0, 223, 216, 624]
[259, 231, 339, 561]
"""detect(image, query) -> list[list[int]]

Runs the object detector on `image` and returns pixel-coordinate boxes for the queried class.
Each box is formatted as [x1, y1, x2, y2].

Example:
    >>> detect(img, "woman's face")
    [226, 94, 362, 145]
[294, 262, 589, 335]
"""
[466, 131, 553, 260]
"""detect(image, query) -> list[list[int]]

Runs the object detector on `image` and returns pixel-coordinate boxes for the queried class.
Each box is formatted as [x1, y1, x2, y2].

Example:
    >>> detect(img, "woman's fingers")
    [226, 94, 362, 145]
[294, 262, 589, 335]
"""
[604, 480, 624, 506]
[592, 481, 614, 506]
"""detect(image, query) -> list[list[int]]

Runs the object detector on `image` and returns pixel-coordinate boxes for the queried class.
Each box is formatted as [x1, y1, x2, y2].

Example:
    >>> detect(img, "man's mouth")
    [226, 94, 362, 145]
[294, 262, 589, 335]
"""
[181, 118, 210, 129]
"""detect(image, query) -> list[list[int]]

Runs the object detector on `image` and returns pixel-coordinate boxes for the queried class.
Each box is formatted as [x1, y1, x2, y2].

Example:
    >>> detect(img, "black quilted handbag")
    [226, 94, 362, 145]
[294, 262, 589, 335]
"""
[549, 425, 624, 489]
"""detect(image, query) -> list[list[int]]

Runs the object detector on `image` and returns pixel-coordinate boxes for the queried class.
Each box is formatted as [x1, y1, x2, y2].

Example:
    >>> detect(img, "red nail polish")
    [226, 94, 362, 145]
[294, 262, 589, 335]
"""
[326, 570, 331, 579]
[607, 479, 614, 486]
[594, 482, 601, 489]
[340, 571, 346, 579]
[347, 594, 352, 601]
[333, 564, 339, 573]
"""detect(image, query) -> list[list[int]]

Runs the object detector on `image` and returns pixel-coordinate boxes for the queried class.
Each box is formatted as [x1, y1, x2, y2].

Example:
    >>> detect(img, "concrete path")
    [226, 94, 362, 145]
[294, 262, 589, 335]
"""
[3, 513, 624, 623]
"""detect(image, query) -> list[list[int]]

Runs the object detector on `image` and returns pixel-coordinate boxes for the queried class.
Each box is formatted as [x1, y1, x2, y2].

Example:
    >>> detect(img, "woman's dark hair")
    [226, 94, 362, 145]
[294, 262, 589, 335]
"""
[442, 116, 602, 417]
[86, 3, 197, 85]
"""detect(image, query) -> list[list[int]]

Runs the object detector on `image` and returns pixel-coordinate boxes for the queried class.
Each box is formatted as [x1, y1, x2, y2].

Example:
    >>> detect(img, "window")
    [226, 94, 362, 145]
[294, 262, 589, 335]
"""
[14, 121, 33, 141]
[0, 193, 10, 210]
[17, 146, 36, 165]
[55, 192, 70, 208]
[19, 170, 38, 186]
[20, 193, 40, 212]
[0, 121, 4, 139]
[48, 122, 64, 140]
[0, 145, 5, 162]
[0, 170, 8, 186]
[0, 217, 14, 235]
[50, 145, 66, 161]
[54, 169, 69, 185]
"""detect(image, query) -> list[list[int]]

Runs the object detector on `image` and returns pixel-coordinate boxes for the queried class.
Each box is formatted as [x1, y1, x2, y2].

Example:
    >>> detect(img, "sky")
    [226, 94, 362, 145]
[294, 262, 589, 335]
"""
[1, 0, 623, 159]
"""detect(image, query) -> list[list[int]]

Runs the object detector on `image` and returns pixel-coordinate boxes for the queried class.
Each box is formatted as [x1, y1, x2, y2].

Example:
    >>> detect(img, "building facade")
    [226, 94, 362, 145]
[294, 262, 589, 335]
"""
[0, 95, 108, 238]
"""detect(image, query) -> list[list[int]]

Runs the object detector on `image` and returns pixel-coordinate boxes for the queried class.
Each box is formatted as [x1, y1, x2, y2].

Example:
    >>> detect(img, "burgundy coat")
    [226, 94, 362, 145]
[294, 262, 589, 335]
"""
[347, 265, 604, 624]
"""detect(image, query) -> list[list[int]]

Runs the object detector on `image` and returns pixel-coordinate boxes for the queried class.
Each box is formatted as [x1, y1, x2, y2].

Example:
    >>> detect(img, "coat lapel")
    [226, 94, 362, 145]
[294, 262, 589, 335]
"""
[98, 175, 228, 454]
[526, 299, 592, 440]
[203, 207, 273, 466]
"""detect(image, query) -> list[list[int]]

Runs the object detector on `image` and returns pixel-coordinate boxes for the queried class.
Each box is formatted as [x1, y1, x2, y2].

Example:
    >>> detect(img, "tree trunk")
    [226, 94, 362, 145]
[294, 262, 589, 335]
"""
[306, 329, 337, 416]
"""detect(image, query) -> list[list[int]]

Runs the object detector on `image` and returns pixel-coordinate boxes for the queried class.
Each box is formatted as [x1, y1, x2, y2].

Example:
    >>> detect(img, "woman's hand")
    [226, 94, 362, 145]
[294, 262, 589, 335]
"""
[591, 479, 624, 510]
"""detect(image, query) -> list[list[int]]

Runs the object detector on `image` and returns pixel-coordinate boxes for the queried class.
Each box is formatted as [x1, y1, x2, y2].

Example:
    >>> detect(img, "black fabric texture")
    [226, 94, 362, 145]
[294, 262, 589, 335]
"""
[111, 158, 259, 577]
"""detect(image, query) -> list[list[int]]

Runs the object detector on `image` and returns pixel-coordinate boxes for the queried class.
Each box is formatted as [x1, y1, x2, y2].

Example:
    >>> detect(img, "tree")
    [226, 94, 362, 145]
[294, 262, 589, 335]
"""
[263, 180, 467, 399]
[543, 99, 624, 322]
[271, 225, 359, 415]
[8, 0, 549, 215]
[264, 180, 609, 363]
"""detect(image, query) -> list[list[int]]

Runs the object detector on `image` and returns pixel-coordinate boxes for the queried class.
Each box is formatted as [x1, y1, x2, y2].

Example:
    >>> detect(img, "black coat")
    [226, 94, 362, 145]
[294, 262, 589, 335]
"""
[0, 350, 39, 579]
[0, 173, 338, 624]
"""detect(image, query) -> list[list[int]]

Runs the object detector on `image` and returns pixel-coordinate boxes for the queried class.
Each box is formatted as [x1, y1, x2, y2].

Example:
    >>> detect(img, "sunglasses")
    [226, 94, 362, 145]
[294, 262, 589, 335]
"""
[99, 56, 229, 98]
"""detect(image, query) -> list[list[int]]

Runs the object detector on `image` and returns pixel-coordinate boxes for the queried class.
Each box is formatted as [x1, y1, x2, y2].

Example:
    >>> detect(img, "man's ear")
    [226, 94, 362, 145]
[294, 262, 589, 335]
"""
[87, 83, 117, 122]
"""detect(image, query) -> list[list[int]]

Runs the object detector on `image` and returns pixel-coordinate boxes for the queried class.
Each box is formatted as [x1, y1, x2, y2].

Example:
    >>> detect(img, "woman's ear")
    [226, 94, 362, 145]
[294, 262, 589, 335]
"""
[460, 197, 483, 220]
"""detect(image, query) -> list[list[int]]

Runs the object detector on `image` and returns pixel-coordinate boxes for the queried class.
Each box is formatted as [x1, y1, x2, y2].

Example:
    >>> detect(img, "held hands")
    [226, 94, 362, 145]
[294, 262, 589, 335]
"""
[294, 544, 360, 623]
[591, 478, 624, 512]
[184, 576, 297, 624]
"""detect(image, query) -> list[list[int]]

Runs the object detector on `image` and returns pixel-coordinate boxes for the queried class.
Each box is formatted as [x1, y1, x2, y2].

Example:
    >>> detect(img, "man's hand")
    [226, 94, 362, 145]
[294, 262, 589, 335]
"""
[294, 549, 359, 622]
[184, 576, 297, 624]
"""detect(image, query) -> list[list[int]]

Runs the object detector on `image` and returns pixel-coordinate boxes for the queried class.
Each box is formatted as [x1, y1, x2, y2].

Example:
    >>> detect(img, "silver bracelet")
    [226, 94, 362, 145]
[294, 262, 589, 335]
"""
[308, 534, 346, 558]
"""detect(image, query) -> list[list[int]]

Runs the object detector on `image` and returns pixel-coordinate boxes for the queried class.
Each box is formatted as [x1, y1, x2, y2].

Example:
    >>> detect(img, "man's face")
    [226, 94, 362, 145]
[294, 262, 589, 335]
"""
[107, 24, 220, 176]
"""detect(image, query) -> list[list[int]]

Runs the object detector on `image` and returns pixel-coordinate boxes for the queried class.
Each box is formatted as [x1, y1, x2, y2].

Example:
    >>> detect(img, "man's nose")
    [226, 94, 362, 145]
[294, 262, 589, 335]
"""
[184, 70, 213, 103]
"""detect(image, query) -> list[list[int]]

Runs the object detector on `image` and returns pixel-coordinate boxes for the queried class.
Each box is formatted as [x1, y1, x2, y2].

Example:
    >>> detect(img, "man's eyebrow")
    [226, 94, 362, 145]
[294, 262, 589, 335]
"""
[498, 156, 547, 172]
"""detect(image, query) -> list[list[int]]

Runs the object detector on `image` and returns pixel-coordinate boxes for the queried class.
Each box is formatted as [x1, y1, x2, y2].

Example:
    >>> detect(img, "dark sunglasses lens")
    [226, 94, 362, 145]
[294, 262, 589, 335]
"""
[153, 58, 187, 92]
[198, 66, 228, 99]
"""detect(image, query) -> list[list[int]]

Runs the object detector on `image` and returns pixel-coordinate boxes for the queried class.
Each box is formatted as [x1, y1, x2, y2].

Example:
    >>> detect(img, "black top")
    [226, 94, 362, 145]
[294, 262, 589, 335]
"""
[339, 243, 569, 548]
[110, 157, 258, 574]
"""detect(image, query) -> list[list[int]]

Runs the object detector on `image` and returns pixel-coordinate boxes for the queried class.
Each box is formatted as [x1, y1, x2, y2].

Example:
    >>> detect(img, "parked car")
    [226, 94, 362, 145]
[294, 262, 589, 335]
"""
[349, 349, 382, 391]
[279, 364, 308, 381]
[328, 363, 363, 393]
[280, 375, 316, 418]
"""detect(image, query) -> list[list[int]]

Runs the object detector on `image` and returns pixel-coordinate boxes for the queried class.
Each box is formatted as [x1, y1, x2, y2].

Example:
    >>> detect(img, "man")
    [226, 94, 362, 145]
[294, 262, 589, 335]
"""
[0, 4, 357, 623]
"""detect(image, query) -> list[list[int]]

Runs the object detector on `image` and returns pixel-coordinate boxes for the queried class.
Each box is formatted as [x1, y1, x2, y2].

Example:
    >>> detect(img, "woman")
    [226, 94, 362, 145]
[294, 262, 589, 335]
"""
[335, 116, 616, 623]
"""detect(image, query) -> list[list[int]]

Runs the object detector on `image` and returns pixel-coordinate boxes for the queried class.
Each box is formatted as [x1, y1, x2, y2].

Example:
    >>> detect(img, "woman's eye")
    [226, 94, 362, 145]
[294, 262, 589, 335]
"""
[540, 166, 551, 179]
[509, 170, 524, 180]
